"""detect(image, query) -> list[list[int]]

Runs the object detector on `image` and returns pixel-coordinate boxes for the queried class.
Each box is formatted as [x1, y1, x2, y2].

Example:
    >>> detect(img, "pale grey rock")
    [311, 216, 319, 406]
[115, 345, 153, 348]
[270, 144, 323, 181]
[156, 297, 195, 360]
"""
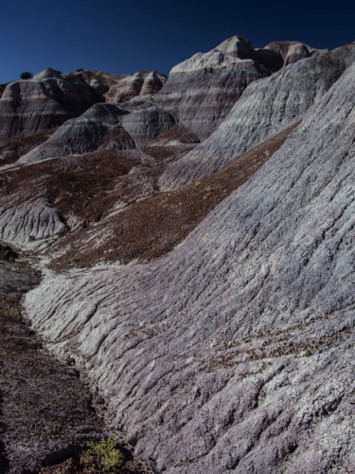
[120, 106, 176, 147]
[89, 77, 110, 94]
[20, 103, 134, 163]
[0, 68, 105, 143]
[0, 198, 66, 247]
[215, 35, 324, 72]
[159, 44, 355, 190]
[32, 67, 62, 80]
[265, 41, 318, 65]
[104, 70, 167, 103]
[216, 35, 284, 72]
[24, 61, 355, 473]
[150, 51, 270, 140]
[132, 36, 325, 144]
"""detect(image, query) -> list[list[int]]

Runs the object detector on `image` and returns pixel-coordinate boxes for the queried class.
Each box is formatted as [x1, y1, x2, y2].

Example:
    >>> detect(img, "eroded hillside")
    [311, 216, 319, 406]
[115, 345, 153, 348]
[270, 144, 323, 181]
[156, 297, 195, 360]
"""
[0, 36, 354, 474]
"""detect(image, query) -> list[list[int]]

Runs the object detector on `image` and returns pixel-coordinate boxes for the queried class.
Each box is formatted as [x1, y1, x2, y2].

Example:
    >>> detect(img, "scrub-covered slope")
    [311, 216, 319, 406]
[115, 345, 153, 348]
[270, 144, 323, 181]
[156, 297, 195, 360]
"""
[24, 58, 355, 474]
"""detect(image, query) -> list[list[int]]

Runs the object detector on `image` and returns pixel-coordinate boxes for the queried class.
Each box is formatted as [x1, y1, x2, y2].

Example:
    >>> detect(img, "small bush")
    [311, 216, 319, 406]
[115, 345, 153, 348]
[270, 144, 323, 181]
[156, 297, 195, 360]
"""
[20, 71, 33, 80]
[80, 438, 123, 472]
[0, 299, 22, 322]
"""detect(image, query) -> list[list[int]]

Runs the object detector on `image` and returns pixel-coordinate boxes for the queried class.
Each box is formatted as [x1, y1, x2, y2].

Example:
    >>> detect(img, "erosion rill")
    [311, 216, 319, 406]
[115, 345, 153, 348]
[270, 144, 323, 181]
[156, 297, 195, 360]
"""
[0, 36, 354, 473]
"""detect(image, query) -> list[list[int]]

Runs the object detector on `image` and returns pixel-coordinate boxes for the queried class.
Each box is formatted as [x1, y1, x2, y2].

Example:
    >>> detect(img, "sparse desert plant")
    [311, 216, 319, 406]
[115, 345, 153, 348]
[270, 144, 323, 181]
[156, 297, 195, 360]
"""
[0, 299, 22, 322]
[20, 71, 33, 80]
[80, 438, 123, 472]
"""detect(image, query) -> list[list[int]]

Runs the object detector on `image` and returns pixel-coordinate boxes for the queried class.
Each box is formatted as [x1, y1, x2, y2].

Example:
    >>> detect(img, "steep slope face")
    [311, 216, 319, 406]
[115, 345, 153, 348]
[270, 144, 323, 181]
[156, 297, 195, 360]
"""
[25, 59, 355, 473]
[160, 43, 355, 190]
[19, 103, 134, 163]
[0, 68, 105, 144]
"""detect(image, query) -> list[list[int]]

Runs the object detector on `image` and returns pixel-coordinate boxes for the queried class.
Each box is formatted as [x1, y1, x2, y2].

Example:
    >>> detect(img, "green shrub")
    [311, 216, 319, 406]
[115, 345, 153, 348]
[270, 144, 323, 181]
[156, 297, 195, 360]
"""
[20, 71, 33, 80]
[80, 438, 123, 472]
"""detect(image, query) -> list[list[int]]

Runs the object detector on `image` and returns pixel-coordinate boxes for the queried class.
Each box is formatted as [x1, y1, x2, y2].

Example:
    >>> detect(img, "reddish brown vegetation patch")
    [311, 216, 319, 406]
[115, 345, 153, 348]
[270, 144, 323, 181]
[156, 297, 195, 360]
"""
[0, 150, 146, 223]
[0, 142, 196, 230]
[0, 129, 57, 165]
[50, 123, 298, 270]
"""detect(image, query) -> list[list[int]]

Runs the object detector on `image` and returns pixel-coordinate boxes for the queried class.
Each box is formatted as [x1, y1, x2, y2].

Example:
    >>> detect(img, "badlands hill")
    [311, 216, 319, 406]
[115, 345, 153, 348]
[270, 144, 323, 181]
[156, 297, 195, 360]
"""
[0, 36, 354, 473]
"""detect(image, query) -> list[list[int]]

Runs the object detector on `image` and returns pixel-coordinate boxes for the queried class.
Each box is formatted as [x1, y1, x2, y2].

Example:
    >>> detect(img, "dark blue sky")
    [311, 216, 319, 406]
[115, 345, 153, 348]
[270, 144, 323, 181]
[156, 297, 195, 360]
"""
[1, 0, 354, 83]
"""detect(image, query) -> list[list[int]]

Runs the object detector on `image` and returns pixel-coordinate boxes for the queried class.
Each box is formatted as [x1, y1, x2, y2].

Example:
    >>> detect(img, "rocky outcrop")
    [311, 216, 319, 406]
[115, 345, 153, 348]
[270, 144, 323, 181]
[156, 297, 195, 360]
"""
[215, 35, 323, 71]
[265, 40, 320, 65]
[24, 57, 355, 474]
[120, 106, 176, 147]
[19, 103, 135, 163]
[160, 43, 355, 190]
[147, 49, 271, 140]
[0, 197, 67, 249]
[0, 68, 105, 144]
[19, 104, 177, 162]
[215, 35, 283, 71]
[104, 70, 167, 103]
[125, 36, 322, 142]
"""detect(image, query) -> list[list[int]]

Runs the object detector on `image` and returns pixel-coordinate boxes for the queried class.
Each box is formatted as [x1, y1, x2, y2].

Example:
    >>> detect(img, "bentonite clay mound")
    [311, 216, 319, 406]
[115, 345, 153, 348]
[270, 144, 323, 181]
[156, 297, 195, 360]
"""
[23, 57, 355, 473]
[0, 68, 106, 144]
[0, 36, 354, 474]
[159, 43, 355, 191]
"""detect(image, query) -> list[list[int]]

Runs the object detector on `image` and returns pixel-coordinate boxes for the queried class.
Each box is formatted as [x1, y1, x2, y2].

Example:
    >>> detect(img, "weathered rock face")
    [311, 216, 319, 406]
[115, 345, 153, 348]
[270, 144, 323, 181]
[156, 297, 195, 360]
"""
[124, 36, 322, 143]
[125, 35, 330, 147]
[121, 106, 176, 147]
[19, 103, 134, 163]
[159, 43, 355, 190]
[0, 68, 105, 144]
[0, 197, 67, 248]
[104, 70, 167, 103]
[24, 56, 355, 474]
[1, 37, 354, 474]
[265, 40, 319, 65]
[216, 35, 284, 71]
[19, 104, 177, 163]
[149, 50, 271, 140]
